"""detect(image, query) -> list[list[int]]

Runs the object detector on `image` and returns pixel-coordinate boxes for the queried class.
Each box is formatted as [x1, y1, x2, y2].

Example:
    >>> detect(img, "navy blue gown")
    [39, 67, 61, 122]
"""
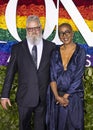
[46, 44, 86, 130]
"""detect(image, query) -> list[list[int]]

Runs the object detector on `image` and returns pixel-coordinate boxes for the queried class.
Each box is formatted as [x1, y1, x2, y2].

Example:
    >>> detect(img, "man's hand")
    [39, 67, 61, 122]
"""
[0, 98, 12, 110]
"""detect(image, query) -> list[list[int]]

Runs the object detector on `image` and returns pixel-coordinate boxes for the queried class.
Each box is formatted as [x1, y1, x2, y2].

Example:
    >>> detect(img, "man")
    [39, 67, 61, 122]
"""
[1, 15, 55, 130]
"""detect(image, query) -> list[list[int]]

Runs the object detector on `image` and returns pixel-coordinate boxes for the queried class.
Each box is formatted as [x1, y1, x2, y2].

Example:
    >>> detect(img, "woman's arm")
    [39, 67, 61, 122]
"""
[50, 81, 69, 106]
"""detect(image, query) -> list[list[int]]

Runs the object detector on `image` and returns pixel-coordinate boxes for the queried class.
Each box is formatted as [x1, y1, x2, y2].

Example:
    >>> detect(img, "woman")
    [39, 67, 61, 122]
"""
[46, 23, 86, 130]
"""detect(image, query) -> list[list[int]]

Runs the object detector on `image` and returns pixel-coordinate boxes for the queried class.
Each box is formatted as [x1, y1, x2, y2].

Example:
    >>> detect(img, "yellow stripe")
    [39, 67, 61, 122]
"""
[0, 15, 7, 29]
[0, 15, 93, 31]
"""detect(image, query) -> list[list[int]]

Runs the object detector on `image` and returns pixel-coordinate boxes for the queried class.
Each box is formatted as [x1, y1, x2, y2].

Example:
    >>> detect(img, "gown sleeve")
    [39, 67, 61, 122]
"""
[46, 50, 58, 130]
[67, 47, 86, 94]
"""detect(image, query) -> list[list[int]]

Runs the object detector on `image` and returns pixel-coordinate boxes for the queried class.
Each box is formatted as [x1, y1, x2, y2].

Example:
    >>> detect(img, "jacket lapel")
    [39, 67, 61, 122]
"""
[22, 39, 49, 71]
[38, 39, 48, 71]
[22, 39, 37, 70]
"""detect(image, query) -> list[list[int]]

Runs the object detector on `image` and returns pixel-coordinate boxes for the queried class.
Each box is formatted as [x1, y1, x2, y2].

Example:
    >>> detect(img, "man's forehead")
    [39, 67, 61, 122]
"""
[27, 21, 39, 27]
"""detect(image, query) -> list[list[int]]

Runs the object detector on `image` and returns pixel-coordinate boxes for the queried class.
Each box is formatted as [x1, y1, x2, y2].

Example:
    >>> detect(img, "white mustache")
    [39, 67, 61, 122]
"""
[26, 33, 42, 45]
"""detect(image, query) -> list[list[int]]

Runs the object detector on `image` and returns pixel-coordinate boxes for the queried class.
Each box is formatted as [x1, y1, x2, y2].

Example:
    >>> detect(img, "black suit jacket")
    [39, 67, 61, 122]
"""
[1, 39, 55, 107]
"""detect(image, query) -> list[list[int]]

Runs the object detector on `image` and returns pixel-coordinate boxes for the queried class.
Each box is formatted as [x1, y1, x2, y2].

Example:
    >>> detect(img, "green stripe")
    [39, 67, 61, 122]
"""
[0, 29, 86, 43]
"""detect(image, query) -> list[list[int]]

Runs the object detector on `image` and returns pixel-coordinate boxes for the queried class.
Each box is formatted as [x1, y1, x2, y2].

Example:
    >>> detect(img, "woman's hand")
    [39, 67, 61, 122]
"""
[63, 93, 70, 99]
[55, 96, 69, 107]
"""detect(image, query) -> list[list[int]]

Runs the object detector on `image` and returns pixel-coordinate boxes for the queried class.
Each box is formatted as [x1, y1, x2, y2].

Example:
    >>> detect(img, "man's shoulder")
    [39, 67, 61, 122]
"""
[43, 39, 56, 47]
[12, 39, 26, 49]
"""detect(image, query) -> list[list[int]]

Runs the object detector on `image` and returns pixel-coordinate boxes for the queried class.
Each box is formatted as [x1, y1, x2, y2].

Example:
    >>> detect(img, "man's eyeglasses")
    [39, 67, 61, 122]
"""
[26, 26, 40, 32]
[59, 30, 71, 36]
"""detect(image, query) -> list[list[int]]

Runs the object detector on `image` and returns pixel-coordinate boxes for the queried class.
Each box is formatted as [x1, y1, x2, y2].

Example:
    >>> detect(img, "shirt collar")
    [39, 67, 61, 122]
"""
[27, 38, 43, 53]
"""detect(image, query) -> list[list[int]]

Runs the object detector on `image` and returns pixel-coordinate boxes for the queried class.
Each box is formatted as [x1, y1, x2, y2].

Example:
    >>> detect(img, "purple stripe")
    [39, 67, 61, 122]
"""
[86, 55, 93, 67]
[0, 52, 10, 66]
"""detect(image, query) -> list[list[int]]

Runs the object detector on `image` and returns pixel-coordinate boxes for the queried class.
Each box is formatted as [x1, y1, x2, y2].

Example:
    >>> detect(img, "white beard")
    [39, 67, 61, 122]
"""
[26, 32, 42, 45]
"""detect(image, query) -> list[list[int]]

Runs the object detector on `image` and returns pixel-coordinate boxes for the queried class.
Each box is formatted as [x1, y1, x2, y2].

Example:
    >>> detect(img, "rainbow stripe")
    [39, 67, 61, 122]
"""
[0, 0, 93, 66]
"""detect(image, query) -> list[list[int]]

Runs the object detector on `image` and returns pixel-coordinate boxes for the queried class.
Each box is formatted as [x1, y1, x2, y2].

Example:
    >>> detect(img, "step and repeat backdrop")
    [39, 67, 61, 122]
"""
[0, 0, 93, 129]
[0, 0, 93, 67]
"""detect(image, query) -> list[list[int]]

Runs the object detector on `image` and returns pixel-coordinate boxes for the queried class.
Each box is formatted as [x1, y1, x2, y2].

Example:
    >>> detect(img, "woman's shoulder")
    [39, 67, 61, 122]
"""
[76, 43, 86, 51]
[51, 45, 61, 58]
[53, 44, 62, 51]
[76, 43, 86, 56]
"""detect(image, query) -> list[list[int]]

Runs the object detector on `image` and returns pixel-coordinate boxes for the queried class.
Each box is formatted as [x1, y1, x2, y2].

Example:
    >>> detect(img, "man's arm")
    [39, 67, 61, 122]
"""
[1, 45, 18, 110]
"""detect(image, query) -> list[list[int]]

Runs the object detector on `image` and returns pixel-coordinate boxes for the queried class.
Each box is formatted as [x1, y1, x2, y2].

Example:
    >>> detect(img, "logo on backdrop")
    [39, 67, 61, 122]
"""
[5, 0, 93, 46]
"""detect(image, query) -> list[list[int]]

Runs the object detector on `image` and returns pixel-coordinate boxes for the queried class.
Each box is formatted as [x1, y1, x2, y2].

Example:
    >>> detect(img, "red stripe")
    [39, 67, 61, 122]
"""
[0, 0, 92, 6]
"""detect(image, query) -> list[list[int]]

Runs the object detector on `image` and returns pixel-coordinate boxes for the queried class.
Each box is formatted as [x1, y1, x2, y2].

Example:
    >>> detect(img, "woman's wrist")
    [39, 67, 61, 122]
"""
[55, 95, 60, 100]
